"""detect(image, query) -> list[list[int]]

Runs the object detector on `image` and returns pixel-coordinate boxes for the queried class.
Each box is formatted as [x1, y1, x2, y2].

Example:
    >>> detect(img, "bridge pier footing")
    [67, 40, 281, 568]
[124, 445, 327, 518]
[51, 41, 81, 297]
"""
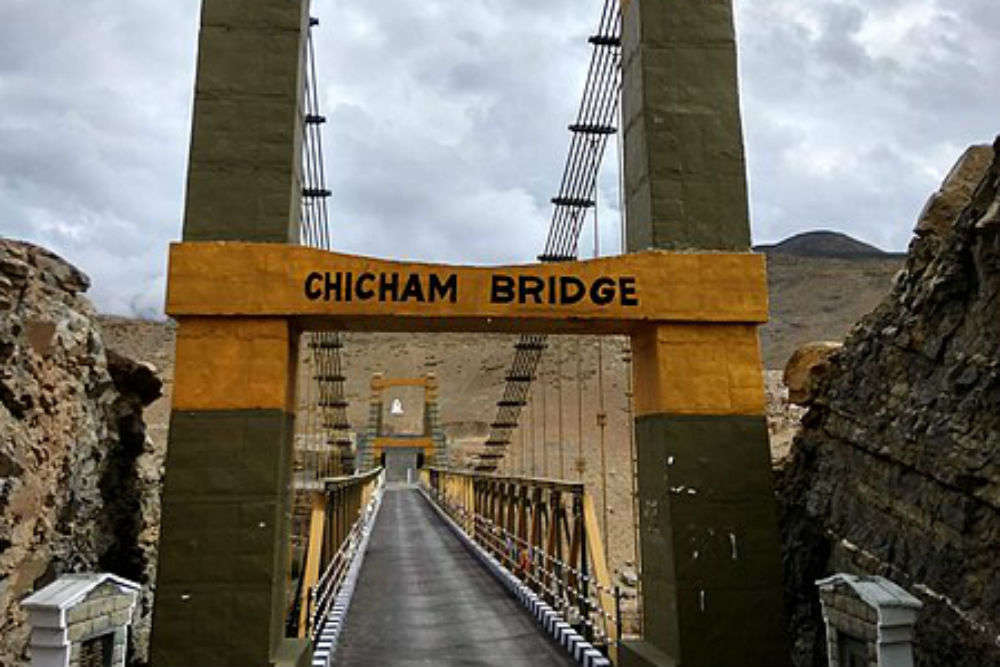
[619, 640, 677, 667]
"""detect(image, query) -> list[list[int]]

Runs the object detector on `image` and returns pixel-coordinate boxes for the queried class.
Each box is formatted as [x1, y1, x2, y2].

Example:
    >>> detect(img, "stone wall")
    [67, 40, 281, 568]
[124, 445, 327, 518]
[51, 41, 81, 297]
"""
[0, 240, 162, 666]
[778, 140, 1000, 666]
[66, 581, 133, 667]
[818, 589, 878, 667]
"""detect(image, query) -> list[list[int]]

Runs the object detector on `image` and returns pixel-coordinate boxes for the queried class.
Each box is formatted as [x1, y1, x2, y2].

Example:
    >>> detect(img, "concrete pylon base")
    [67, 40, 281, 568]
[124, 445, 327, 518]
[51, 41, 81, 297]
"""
[619, 640, 677, 667]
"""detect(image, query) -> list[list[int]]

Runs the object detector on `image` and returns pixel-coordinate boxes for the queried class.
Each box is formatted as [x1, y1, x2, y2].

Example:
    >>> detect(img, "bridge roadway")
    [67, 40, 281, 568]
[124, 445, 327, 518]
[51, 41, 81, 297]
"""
[336, 486, 577, 666]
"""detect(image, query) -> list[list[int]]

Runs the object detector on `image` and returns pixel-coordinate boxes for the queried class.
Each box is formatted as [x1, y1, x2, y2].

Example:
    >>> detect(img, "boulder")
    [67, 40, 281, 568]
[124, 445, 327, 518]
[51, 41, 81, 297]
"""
[783, 342, 842, 405]
[914, 144, 993, 239]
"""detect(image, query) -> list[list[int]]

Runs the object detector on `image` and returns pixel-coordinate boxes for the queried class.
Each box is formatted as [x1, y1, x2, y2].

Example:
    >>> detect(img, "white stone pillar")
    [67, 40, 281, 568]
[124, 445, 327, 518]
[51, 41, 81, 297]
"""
[22, 574, 139, 667]
[817, 573, 923, 667]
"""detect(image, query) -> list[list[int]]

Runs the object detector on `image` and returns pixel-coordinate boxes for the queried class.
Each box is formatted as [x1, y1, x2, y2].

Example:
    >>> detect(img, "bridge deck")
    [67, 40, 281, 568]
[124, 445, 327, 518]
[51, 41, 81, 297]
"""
[336, 487, 576, 666]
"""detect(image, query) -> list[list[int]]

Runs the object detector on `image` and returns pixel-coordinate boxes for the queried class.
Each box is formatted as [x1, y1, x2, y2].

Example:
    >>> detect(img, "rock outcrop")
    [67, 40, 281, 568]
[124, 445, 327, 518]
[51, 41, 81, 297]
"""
[766, 370, 807, 464]
[778, 140, 1000, 666]
[915, 145, 994, 241]
[0, 240, 162, 667]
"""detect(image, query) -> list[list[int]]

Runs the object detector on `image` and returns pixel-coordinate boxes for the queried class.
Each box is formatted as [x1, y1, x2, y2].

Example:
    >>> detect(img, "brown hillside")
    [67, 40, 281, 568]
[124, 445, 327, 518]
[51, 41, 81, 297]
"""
[756, 230, 895, 257]
[761, 253, 902, 368]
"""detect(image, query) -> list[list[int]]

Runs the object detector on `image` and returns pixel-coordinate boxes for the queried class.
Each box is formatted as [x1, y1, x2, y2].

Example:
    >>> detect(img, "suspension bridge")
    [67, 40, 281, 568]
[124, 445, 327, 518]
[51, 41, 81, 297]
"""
[151, 1, 789, 666]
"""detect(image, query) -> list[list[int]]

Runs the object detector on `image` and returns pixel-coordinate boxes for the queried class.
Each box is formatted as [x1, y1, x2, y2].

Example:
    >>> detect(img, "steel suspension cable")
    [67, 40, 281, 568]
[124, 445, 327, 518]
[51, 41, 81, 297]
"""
[476, 0, 622, 471]
[298, 21, 353, 476]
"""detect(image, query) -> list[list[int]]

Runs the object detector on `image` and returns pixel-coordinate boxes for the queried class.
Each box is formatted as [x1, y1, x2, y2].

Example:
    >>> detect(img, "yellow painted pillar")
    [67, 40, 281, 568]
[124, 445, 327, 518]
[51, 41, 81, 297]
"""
[152, 317, 300, 666]
[627, 321, 788, 665]
[631, 324, 766, 418]
[151, 0, 311, 663]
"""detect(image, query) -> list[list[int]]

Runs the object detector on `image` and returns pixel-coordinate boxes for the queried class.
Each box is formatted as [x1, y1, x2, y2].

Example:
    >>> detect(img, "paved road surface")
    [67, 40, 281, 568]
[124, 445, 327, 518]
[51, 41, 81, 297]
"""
[336, 487, 576, 666]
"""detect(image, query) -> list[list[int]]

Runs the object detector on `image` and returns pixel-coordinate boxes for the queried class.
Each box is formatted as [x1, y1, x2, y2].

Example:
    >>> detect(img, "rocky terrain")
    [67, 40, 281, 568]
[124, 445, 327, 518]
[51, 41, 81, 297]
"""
[778, 141, 1000, 666]
[0, 241, 162, 667]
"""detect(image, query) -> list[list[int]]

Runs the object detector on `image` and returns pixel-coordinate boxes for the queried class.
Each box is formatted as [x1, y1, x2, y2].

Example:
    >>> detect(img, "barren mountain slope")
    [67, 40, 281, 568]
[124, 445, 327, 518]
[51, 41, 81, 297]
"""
[761, 253, 902, 368]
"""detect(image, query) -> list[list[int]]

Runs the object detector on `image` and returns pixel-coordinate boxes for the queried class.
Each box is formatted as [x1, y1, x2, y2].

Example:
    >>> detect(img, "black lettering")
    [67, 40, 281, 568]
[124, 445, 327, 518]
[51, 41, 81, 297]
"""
[379, 273, 399, 301]
[620, 277, 638, 306]
[519, 276, 544, 304]
[590, 277, 616, 305]
[428, 274, 457, 303]
[491, 275, 515, 303]
[305, 272, 323, 300]
[400, 274, 425, 302]
[559, 277, 585, 304]
[324, 272, 343, 301]
[548, 276, 557, 304]
[344, 272, 352, 302]
[356, 273, 376, 300]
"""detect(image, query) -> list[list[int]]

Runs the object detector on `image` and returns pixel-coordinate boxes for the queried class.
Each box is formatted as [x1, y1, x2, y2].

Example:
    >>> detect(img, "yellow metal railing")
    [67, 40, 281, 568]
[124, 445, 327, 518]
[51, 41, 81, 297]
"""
[423, 468, 619, 660]
[290, 467, 384, 640]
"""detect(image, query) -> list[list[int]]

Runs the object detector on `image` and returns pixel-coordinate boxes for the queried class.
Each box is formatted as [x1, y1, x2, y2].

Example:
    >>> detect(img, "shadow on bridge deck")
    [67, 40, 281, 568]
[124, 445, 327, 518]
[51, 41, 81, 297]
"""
[336, 487, 577, 666]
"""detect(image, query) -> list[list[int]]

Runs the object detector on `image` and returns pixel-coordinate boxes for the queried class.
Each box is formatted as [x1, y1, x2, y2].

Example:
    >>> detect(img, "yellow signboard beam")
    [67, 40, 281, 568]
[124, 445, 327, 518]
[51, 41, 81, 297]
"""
[371, 377, 436, 390]
[373, 437, 435, 451]
[165, 242, 767, 333]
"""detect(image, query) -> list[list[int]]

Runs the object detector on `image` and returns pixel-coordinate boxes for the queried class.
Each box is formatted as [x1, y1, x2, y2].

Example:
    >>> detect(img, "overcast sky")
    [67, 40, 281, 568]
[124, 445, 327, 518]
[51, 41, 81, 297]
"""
[1, 0, 997, 316]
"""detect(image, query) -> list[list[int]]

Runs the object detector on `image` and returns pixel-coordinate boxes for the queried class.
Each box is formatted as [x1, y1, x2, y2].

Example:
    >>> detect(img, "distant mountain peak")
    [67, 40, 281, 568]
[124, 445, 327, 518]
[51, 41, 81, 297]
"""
[755, 231, 888, 258]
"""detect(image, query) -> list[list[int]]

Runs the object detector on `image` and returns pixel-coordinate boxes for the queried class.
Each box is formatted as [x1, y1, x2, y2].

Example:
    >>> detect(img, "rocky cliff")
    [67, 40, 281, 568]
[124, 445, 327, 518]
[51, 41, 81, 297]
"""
[0, 240, 162, 666]
[779, 140, 1000, 666]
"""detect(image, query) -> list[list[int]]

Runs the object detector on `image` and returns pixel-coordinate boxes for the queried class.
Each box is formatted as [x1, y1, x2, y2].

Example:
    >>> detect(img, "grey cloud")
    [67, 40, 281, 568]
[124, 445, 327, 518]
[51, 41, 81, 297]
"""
[0, 0, 198, 315]
[312, 0, 597, 266]
[1, 0, 998, 315]
[739, 0, 1000, 251]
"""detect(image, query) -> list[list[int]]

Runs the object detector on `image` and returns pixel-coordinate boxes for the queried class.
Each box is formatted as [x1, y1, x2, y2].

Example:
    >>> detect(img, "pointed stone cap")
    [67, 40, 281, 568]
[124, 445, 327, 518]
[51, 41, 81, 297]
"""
[817, 573, 922, 610]
[816, 573, 923, 629]
[22, 573, 140, 612]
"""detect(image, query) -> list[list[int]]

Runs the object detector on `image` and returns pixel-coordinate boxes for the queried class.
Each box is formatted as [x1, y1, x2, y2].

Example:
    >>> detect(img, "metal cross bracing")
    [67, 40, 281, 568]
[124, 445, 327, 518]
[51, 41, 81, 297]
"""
[298, 18, 353, 478]
[478, 0, 622, 471]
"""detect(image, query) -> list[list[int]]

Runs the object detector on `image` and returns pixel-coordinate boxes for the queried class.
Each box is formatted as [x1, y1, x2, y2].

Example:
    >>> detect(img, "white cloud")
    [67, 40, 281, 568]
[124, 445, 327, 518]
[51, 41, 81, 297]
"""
[853, 1, 960, 66]
[0, 0, 198, 316]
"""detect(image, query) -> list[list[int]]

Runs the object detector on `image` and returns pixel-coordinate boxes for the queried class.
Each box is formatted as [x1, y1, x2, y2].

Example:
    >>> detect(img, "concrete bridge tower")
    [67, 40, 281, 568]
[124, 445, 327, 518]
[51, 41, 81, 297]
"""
[149, 1, 313, 665]
[620, 1, 790, 665]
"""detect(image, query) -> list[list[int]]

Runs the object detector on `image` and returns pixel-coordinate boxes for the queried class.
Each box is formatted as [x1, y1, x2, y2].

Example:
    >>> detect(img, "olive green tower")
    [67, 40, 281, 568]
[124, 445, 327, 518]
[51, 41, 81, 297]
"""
[620, 1, 791, 665]
[149, 1, 311, 665]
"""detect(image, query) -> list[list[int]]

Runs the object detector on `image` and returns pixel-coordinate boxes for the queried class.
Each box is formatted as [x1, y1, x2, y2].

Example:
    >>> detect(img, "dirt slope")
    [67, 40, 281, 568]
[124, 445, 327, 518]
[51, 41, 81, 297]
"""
[761, 253, 902, 368]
